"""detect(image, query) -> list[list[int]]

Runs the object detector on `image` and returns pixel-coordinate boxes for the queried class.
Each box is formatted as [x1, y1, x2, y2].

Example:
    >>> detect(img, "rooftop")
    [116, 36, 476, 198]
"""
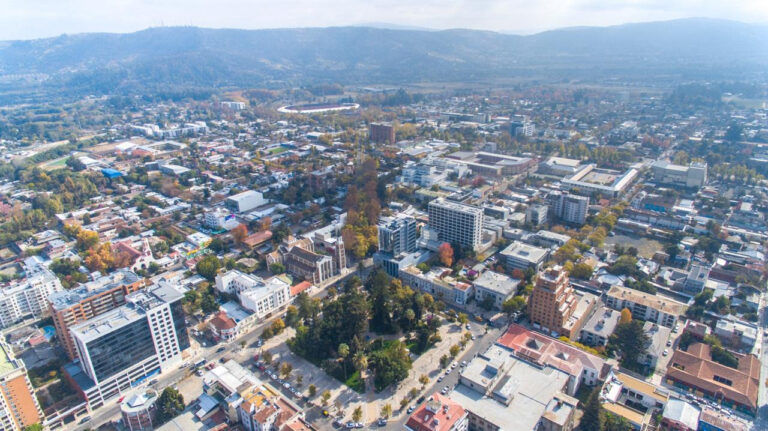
[607, 285, 687, 316]
[405, 393, 467, 431]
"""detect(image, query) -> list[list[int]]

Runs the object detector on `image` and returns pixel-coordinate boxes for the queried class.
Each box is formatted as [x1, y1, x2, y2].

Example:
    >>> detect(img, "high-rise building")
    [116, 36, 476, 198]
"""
[547, 191, 590, 225]
[528, 267, 579, 338]
[369, 122, 395, 145]
[428, 199, 484, 251]
[0, 342, 44, 430]
[377, 215, 417, 255]
[49, 269, 147, 360]
[66, 284, 189, 409]
[0, 265, 63, 329]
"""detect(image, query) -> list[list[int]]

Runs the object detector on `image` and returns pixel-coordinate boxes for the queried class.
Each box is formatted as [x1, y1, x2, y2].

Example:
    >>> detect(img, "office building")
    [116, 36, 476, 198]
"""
[49, 269, 147, 360]
[525, 204, 548, 226]
[651, 161, 707, 188]
[444, 151, 537, 178]
[215, 270, 291, 320]
[0, 343, 44, 430]
[377, 215, 417, 255]
[562, 164, 638, 198]
[405, 393, 468, 431]
[0, 266, 63, 329]
[225, 190, 266, 213]
[547, 191, 589, 225]
[605, 285, 687, 328]
[472, 271, 520, 311]
[65, 284, 189, 409]
[428, 199, 484, 251]
[369, 122, 395, 145]
[499, 241, 548, 272]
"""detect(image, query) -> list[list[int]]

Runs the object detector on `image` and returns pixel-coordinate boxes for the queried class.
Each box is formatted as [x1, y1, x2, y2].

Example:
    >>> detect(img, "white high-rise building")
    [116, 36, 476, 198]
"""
[0, 265, 63, 328]
[428, 199, 484, 251]
[547, 191, 590, 225]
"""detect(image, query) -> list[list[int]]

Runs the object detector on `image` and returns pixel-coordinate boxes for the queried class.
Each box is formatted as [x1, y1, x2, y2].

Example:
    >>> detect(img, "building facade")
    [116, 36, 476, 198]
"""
[0, 343, 44, 430]
[0, 266, 63, 329]
[528, 268, 579, 338]
[428, 199, 484, 251]
[377, 215, 417, 255]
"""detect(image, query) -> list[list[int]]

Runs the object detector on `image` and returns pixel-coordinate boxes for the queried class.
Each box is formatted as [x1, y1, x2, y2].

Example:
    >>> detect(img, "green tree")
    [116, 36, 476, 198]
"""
[580, 387, 603, 431]
[308, 384, 317, 397]
[321, 390, 331, 405]
[338, 343, 350, 380]
[610, 320, 649, 369]
[23, 425, 43, 431]
[352, 406, 363, 422]
[269, 263, 286, 274]
[156, 387, 185, 424]
[285, 305, 300, 327]
[449, 344, 460, 357]
[196, 255, 221, 281]
[381, 403, 392, 419]
[502, 296, 526, 317]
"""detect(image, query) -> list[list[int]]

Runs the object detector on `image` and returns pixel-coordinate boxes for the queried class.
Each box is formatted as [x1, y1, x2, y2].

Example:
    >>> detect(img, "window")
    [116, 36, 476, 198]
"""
[713, 375, 733, 386]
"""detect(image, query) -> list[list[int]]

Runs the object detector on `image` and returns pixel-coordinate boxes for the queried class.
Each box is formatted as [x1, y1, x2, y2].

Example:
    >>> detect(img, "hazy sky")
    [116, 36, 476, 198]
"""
[1, 0, 767, 40]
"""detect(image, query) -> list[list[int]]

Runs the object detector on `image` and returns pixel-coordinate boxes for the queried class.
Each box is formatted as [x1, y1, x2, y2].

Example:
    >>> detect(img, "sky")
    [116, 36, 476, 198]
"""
[1, 0, 767, 40]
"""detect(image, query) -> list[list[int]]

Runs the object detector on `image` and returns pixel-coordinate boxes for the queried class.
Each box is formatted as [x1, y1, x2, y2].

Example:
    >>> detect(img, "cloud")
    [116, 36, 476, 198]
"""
[0, 0, 766, 40]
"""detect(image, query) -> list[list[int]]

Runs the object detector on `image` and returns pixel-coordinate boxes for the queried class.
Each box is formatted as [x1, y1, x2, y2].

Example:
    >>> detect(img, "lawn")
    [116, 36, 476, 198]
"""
[344, 370, 365, 393]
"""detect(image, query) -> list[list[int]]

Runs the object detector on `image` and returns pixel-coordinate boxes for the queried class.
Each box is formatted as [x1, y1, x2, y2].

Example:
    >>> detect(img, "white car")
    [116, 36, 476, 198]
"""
[451, 362, 457, 368]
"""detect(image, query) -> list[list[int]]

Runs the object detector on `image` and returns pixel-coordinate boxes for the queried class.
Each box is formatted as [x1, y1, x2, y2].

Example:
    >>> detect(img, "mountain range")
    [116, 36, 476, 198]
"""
[0, 18, 766, 102]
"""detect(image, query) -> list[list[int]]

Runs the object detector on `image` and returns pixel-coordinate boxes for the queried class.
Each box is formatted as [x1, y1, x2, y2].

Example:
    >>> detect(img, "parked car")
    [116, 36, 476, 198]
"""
[217, 346, 226, 353]
[377, 419, 388, 426]
[407, 406, 415, 414]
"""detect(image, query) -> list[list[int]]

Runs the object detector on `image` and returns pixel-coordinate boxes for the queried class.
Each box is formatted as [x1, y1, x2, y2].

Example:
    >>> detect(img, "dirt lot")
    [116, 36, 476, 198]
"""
[605, 234, 664, 259]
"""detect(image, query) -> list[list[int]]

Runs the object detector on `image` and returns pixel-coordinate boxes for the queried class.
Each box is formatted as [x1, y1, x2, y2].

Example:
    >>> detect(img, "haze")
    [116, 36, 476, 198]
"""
[2, 0, 768, 40]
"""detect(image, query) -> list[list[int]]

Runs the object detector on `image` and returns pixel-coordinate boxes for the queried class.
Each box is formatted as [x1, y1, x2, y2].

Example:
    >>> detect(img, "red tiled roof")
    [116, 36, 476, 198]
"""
[405, 393, 466, 431]
[496, 324, 607, 379]
[210, 311, 237, 330]
[244, 231, 273, 247]
[290, 281, 312, 297]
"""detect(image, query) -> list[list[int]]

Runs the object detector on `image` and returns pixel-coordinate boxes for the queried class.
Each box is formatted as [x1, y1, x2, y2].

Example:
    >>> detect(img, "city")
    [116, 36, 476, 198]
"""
[0, 4, 767, 431]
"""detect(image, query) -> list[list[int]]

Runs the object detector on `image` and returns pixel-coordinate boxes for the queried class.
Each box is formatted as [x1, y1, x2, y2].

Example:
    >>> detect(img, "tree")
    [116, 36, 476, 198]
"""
[232, 224, 248, 244]
[418, 374, 429, 387]
[263, 351, 273, 365]
[457, 313, 469, 325]
[196, 255, 221, 281]
[156, 387, 185, 424]
[338, 343, 350, 380]
[449, 344, 460, 357]
[604, 413, 633, 431]
[438, 242, 454, 267]
[610, 320, 649, 368]
[260, 216, 272, 231]
[269, 263, 286, 274]
[271, 318, 286, 335]
[502, 296, 526, 317]
[321, 390, 331, 405]
[76, 229, 99, 251]
[352, 406, 363, 422]
[580, 387, 603, 431]
[308, 384, 317, 397]
[353, 352, 368, 375]
[619, 308, 632, 325]
[570, 263, 594, 280]
[381, 403, 392, 419]
[285, 305, 299, 327]
[84, 243, 115, 272]
[280, 362, 293, 379]
[439, 354, 450, 368]
[369, 340, 411, 391]
[23, 425, 43, 431]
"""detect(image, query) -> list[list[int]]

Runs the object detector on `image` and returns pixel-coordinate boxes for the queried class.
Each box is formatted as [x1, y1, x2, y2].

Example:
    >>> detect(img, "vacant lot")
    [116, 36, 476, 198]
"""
[605, 234, 664, 259]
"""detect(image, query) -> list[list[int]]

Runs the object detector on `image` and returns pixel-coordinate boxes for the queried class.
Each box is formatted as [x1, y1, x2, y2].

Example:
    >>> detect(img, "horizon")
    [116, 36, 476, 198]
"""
[2, 0, 768, 41]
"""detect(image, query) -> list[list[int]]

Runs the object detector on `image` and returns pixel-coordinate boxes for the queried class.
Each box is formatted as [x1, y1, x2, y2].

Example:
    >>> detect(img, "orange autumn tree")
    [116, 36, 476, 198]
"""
[232, 224, 248, 244]
[439, 243, 454, 267]
[84, 243, 115, 272]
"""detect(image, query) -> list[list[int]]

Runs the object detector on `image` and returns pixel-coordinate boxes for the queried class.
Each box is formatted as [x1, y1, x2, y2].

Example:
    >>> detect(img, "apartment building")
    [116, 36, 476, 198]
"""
[605, 285, 687, 328]
[0, 266, 63, 329]
[499, 241, 548, 272]
[215, 270, 291, 319]
[428, 199, 484, 251]
[49, 269, 147, 360]
[0, 343, 44, 430]
[377, 215, 417, 256]
[547, 191, 590, 225]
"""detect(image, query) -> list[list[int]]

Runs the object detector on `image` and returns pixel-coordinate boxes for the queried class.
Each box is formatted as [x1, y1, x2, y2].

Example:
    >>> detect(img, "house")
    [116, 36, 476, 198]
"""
[208, 311, 238, 342]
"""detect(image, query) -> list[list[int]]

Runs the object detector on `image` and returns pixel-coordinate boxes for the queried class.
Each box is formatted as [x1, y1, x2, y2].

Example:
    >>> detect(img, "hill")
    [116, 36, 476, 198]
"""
[0, 18, 766, 102]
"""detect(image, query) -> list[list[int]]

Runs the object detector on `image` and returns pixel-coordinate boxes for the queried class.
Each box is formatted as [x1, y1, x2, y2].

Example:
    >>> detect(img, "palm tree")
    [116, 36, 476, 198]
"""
[338, 343, 350, 380]
[353, 352, 368, 375]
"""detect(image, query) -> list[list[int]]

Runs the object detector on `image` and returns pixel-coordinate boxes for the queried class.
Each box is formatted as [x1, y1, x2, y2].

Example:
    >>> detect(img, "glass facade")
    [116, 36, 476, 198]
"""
[170, 300, 190, 351]
[86, 318, 156, 382]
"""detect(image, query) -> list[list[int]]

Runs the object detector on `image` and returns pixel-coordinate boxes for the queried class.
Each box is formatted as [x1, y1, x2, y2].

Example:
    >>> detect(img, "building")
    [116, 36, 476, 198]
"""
[525, 230, 572, 249]
[605, 286, 687, 328]
[225, 190, 266, 213]
[203, 208, 239, 231]
[215, 271, 290, 320]
[120, 389, 159, 431]
[209, 311, 238, 342]
[377, 215, 418, 255]
[284, 247, 334, 285]
[682, 264, 709, 295]
[0, 342, 44, 430]
[496, 324, 609, 396]
[561, 164, 638, 198]
[369, 122, 395, 145]
[443, 151, 537, 178]
[0, 266, 64, 329]
[472, 271, 520, 311]
[499, 241, 548, 272]
[579, 307, 620, 347]
[714, 317, 758, 352]
[404, 393, 468, 431]
[539, 157, 582, 177]
[547, 191, 589, 225]
[600, 370, 669, 430]
[65, 283, 189, 410]
[49, 269, 147, 360]
[428, 199, 484, 251]
[665, 343, 760, 416]
[661, 398, 701, 431]
[448, 345, 577, 431]
[640, 322, 672, 371]
[651, 161, 707, 188]
[528, 267, 595, 339]
[525, 204, 548, 226]
[400, 266, 473, 307]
